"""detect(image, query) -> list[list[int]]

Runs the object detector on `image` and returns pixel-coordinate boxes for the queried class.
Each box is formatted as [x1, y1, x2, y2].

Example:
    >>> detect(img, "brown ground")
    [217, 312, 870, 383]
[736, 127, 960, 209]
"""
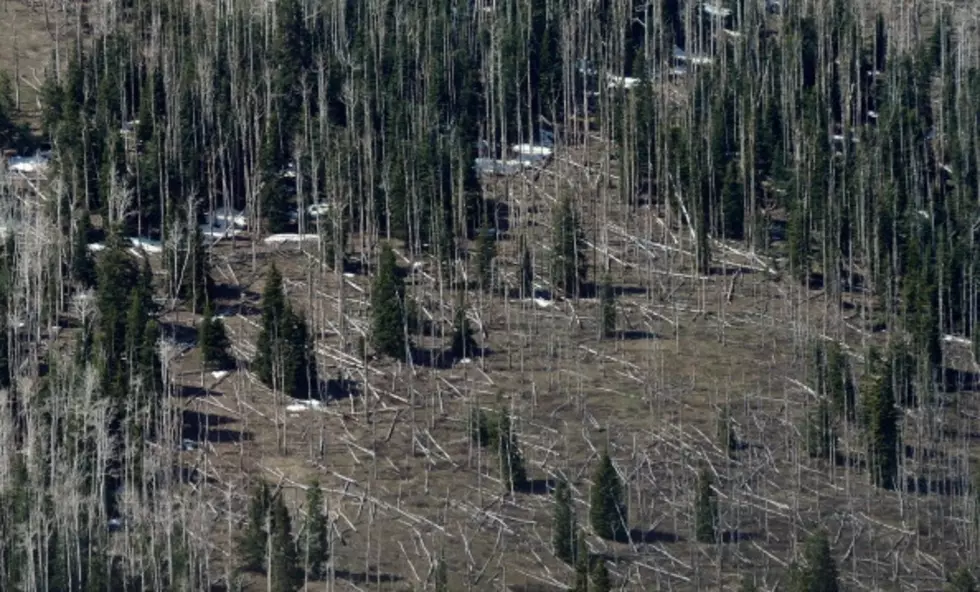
[154, 140, 978, 591]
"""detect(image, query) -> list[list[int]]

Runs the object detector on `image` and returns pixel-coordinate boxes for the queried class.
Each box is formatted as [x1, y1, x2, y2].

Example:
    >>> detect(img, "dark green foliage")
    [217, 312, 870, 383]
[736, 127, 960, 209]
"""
[469, 407, 493, 447]
[450, 295, 478, 359]
[825, 343, 856, 421]
[740, 576, 759, 592]
[789, 530, 840, 592]
[806, 399, 836, 460]
[71, 210, 96, 289]
[861, 353, 899, 489]
[520, 236, 534, 298]
[553, 478, 579, 564]
[551, 198, 587, 298]
[166, 220, 214, 313]
[589, 452, 627, 541]
[433, 549, 449, 592]
[591, 560, 611, 592]
[269, 493, 302, 592]
[600, 275, 615, 338]
[301, 482, 329, 580]
[948, 567, 978, 592]
[200, 300, 232, 370]
[238, 482, 272, 572]
[96, 230, 140, 364]
[496, 409, 528, 491]
[573, 533, 590, 592]
[787, 202, 811, 284]
[694, 467, 718, 543]
[718, 407, 737, 457]
[254, 265, 318, 396]
[371, 243, 407, 360]
[474, 223, 496, 292]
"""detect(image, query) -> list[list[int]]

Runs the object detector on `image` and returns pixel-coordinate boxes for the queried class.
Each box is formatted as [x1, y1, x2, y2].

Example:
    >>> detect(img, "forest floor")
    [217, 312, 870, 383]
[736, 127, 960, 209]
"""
[0, 0, 80, 128]
[154, 142, 980, 591]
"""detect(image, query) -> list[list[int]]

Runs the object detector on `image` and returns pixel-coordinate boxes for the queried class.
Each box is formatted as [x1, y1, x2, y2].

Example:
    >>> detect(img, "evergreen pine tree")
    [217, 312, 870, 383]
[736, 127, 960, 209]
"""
[825, 343, 856, 421]
[591, 560, 611, 592]
[694, 466, 718, 543]
[949, 567, 978, 592]
[806, 399, 836, 460]
[551, 197, 588, 298]
[600, 275, 615, 338]
[238, 483, 272, 572]
[590, 452, 627, 541]
[553, 477, 578, 564]
[199, 300, 232, 370]
[255, 264, 317, 396]
[474, 222, 496, 292]
[788, 202, 811, 284]
[371, 243, 407, 359]
[790, 530, 840, 592]
[301, 481, 329, 580]
[450, 294, 477, 359]
[433, 549, 449, 592]
[520, 236, 534, 298]
[717, 407, 737, 457]
[71, 210, 96, 288]
[573, 532, 590, 592]
[269, 493, 301, 592]
[497, 409, 527, 492]
[861, 356, 899, 489]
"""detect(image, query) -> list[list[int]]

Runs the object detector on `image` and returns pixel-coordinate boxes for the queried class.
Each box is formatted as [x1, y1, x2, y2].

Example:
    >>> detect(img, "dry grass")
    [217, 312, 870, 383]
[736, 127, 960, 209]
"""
[0, 0, 79, 128]
[138, 144, 980, 591]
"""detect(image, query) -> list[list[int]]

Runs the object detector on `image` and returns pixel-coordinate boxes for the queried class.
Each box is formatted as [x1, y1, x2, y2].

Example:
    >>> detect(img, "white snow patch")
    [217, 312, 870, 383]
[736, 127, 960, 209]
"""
[87, 243, 105, 252]
[343, 272, 355, 278]
[211, 370, 231, 380]
[286, 399, 326, 413]
[606, 74, 641, 90]
[207, 208, 248, 229]
[128, 237, 163, 253]
[456, 357, 472, 365]
[511, 144, 553, 157]
[263, 233, 320, 244]
[307, 203, 332, 218]
[689, 55, 714, 66]
[944, 334, 971, 346]
[533, 297, 554, 308]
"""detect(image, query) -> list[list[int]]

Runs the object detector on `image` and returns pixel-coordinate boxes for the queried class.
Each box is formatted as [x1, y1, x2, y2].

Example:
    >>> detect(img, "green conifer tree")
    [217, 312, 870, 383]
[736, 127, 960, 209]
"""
[573, 532, 590, 592]
[433, 549, 449, 592]
[474, 222, 497, 293]
[790, 530, 840, 592]
[450, 294, 477, 359]
[497, 409, 527, 492]
[551, 197, 588, 298]
[255, 264, 316, 396]
[949, 567, 978, 592]
[591, 559, 611, 592]
[694, 466, 718, 543]
[600, 275, 615, 338]
[717, 407, 737, 457]
[371, 243, 407, 359]
[301, 481, 329, 580]
[238, 482, 272, 572]
[806, 399, 836, 460]
[200, 300, 232, 370]
[553, 477, 578, 564]
[861, 357, 899, 489]
[269, 493, 301, 592]
[71, 210, 96, 289]
[590, 452, 628, 541]
[520, 236, 534, 298]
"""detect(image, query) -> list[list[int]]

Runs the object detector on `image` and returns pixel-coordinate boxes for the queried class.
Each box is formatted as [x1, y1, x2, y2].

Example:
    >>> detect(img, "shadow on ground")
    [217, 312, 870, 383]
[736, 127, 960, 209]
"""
[181, 410, 250, 443]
